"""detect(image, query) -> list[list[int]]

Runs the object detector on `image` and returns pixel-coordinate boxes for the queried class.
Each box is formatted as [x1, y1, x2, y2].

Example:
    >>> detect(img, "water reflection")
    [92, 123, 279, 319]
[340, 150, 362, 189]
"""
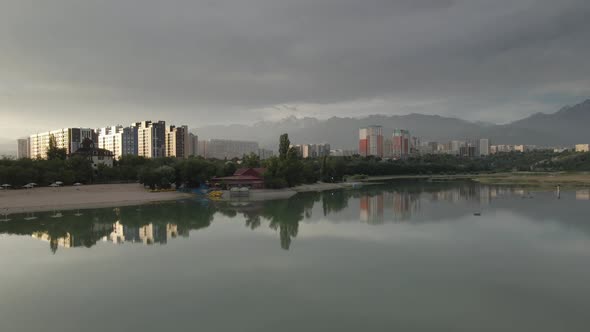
[359, 184, 498, 224]
[576, 189, 590, 200]
[1, 202, 215, 253]
[2, 182, 589, 253]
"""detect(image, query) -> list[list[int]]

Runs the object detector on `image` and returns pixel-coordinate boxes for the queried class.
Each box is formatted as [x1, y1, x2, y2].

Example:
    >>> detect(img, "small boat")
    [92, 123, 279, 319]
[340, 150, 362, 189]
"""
[473, 212, 481, 216]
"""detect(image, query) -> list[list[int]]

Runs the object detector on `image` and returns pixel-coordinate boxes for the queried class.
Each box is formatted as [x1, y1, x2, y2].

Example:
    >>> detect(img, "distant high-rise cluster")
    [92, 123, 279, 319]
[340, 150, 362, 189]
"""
[420, 138, 491, 157]
[359, 126, 418, 159]
[290, 143, 331, 158]
[23, 121, 198, 160]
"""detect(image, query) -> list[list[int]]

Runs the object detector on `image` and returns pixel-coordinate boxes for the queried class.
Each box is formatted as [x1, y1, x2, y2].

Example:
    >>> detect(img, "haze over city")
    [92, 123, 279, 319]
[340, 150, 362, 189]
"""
[2, 0, 590, 140]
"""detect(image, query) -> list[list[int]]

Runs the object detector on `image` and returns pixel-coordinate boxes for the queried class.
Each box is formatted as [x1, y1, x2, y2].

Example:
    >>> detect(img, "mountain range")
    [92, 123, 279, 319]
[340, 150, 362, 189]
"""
[195, 99, 590, 149]
[1, 99, 589, 156]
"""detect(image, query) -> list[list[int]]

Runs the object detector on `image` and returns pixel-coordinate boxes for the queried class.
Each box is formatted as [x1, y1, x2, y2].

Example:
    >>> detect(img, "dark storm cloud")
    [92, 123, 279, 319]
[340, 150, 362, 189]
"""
[1, 0, 590, 136]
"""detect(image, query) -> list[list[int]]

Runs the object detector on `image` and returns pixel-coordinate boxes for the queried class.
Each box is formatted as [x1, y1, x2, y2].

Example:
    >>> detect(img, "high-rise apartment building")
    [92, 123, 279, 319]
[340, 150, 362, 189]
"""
[134, 121, 166, 158]
[165, 125, 190, 158]
[479, 139, 490, 156]
[96, 125, 138, 159]
[383, 138, 393, 158]
[189, 133, 198, 156]
[29, 128, 95, 159]
[359, 126, 383, 157]
[392, 129, 411, 158]
[197, 140, 208, 158]
[17, 138, 30, 159]
[450, 140, 465, 155]
[292, 143, 331, 158]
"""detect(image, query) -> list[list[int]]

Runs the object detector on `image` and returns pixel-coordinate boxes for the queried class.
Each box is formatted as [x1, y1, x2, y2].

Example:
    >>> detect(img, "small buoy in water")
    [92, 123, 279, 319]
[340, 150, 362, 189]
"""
[474, 212, 481, 216]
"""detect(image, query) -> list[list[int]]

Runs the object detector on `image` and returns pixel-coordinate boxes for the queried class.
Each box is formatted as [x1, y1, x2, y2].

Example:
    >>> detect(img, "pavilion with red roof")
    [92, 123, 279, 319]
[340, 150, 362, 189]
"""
[212, 168, 267, 189]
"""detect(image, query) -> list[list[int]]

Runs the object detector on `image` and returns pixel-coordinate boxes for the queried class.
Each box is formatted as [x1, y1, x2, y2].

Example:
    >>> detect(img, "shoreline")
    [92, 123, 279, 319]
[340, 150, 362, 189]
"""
[357, 172, 590, 189]
[2, 172, 588, 214]
[0, 183, 191, 214]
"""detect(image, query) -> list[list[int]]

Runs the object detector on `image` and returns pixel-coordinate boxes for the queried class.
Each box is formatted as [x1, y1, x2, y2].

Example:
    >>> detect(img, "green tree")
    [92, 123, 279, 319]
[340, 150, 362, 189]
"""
[46, 134, 67, 161]
[279, 133, 290, 160]
[242, 153, 261, 168]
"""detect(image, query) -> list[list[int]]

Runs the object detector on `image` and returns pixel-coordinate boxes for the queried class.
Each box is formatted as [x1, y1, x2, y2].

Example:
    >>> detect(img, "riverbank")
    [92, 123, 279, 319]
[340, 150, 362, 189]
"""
[471, 172, 590, 188]
[0, 183, 192, 214]
[216, 182, 373, 201]
[354, 172, 590, 189]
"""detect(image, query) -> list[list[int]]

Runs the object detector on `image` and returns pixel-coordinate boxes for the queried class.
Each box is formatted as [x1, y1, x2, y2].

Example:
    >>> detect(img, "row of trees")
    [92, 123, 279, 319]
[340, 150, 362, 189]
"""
[2, 133, 590, 189]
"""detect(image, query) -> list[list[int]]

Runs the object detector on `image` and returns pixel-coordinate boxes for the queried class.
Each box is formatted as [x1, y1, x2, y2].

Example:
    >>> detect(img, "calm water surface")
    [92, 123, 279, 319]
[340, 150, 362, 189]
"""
[1, 182, 590, 332]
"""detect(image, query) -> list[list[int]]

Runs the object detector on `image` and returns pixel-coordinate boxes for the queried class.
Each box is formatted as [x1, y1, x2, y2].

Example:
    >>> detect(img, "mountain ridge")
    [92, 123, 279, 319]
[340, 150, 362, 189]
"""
[195, 99, 590, 149]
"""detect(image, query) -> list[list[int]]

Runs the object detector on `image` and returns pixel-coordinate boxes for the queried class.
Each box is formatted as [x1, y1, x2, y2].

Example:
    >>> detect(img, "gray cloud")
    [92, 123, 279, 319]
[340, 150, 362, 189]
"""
[1, 0, 590, 137]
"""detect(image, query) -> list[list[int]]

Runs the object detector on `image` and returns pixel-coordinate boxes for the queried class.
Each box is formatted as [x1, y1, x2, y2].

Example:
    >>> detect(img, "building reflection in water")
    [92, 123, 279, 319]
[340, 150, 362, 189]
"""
[32, 222, 185, 251]
[360, 195, 384, 224]
[17, 203, 213, 253]
[359, 185, 519, 223]
[576, 189, 590, 201]
[10, 184, 572, 253]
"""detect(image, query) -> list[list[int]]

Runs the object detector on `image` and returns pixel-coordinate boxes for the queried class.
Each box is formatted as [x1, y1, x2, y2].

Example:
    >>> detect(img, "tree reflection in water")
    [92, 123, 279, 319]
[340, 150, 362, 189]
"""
[5, 182, 588, 253]
[0, 200, 216, 253]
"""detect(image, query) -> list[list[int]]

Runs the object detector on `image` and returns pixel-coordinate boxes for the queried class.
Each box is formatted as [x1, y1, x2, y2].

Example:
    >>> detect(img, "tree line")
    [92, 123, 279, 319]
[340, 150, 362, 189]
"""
[2, 133, 589, 189]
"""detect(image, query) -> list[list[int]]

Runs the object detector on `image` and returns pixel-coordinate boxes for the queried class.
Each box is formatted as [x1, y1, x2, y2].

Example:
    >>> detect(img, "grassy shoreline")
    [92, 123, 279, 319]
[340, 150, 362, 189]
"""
[359, 172, 590, 189]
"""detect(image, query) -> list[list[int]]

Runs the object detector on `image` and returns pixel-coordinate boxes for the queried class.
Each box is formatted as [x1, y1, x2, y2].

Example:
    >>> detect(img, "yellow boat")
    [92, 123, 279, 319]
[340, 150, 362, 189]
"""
[207, 191, 224, 198]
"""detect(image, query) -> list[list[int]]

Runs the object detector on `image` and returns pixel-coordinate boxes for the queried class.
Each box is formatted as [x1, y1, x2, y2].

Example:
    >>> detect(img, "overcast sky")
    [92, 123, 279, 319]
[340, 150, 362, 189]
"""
[1, 0, 590, 139]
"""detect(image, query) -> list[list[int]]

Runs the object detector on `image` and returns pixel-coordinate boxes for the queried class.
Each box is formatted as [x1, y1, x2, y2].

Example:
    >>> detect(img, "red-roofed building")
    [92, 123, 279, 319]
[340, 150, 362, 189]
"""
[212, 168, 267, 189]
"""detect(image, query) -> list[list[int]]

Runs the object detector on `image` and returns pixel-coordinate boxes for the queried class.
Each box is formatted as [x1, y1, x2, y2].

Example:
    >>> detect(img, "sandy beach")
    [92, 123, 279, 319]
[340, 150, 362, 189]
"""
[0, 183, 192, 214]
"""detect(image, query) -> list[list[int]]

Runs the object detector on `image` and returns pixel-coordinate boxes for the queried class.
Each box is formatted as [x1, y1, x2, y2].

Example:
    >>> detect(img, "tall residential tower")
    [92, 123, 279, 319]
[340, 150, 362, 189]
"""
[359, 126, 384, 158]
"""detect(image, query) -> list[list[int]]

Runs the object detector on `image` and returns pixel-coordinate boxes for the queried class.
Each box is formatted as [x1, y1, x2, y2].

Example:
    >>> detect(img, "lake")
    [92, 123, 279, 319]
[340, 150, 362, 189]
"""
[1, 182, 589, 332]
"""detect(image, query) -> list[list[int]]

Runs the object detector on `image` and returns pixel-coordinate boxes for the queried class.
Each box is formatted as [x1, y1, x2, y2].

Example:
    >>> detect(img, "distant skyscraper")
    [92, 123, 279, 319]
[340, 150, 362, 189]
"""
[359, 126, 384, 157]
[392, 129, 411, 158]
[450, 140, 464, 155]
[197, 140, 208, 157]
[165, 125, 190, 158]
[189, 133, 198, 156]
[479, 139, 490, 156]
[17, 138, 30, 159]
[134, 121, 166, 158]
[383, 138, 393, 158]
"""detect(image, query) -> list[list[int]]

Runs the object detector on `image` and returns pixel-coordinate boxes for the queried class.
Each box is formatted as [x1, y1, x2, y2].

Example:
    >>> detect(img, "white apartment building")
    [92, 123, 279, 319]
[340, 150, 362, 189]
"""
[96, 125, 139, 159]
[134, 121, 166, 158]
[479, 139, 490, 156]
[575, 144, 590, 152]
[29, 128, 94, 159]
